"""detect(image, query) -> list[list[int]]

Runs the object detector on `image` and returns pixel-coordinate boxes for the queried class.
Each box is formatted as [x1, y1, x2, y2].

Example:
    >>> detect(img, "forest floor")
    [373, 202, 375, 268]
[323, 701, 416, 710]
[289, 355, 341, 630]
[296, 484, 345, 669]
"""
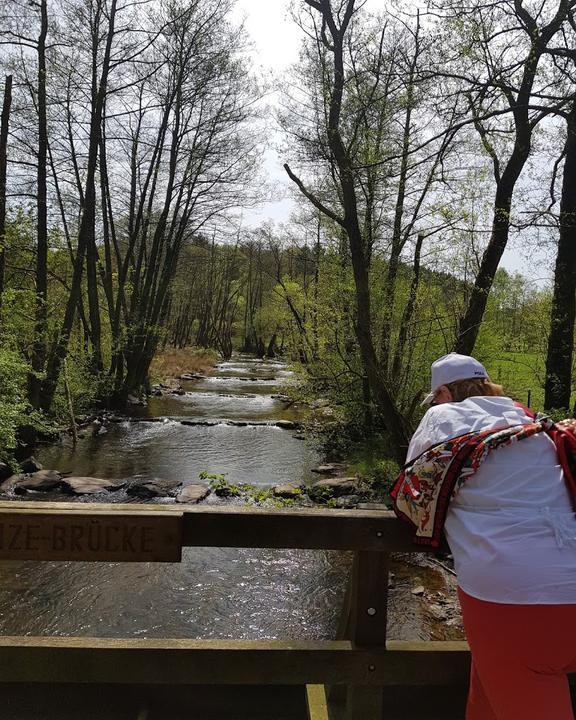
[149, 347, 219, 385]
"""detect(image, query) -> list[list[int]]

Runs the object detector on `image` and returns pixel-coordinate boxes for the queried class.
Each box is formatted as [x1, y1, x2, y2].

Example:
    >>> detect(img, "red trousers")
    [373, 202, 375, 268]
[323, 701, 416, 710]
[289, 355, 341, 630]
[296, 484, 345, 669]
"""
[458, 588, 576, 720]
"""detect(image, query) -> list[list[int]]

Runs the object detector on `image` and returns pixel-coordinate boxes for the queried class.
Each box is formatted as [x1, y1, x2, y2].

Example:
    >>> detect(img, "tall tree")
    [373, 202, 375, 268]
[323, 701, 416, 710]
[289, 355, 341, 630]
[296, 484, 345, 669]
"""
[0, 75, 12, 314]
[442, 0, 576, 354]
[285, 0, 411, 460]
[29, 0, 49, 407]
[545, 100, 576, 411]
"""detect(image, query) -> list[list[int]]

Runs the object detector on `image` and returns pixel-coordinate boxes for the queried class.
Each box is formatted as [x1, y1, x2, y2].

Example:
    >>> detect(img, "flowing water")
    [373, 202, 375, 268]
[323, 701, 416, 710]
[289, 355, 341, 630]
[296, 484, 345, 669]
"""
[0, 356, 457, 644]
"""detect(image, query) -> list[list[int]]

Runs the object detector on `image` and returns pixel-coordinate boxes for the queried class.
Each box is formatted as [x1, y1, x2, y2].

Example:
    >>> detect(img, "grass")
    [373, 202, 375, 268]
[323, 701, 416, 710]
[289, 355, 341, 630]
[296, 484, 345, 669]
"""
[486, 351, 544, 410]
[149, 347, 219, 384]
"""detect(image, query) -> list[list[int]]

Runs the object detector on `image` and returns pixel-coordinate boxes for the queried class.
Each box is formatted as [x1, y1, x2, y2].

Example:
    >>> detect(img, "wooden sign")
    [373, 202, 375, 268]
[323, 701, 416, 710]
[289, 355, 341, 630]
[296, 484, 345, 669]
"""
[0, 510, 183, 562]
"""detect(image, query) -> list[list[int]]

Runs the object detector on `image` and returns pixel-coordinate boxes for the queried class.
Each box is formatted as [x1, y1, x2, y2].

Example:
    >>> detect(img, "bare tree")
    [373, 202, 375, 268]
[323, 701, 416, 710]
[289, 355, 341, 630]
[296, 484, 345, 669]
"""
[432, 0, 576, 354]
[284, 0, 411, 460]
[0, 75, 12, 313]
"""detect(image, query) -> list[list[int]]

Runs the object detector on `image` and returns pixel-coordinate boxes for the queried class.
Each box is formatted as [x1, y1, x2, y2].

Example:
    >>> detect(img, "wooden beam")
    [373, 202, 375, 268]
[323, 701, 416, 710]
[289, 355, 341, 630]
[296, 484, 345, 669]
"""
[0, 510, 182, 562]
[0, 637, 470, 686]
[0, 502, 419, 553]
[306, 685, 329, 720]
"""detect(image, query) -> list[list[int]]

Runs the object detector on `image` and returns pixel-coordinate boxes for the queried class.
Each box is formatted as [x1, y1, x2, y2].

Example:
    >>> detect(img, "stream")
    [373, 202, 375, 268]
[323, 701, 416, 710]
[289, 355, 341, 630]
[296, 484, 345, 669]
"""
[0, 356, 460, 643]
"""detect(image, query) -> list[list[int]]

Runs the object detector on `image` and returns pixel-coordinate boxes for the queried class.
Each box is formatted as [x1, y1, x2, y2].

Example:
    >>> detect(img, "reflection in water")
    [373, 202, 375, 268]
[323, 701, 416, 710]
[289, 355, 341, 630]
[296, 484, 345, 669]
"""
[143, 391, 302, 421]
[0, 549, 350, 640]
[38, 421, 320, 488]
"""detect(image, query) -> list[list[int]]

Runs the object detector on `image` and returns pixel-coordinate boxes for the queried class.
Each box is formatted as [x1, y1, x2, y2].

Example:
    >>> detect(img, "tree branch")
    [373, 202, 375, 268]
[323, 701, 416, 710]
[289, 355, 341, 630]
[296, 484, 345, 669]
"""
[283, 163, 345, 228]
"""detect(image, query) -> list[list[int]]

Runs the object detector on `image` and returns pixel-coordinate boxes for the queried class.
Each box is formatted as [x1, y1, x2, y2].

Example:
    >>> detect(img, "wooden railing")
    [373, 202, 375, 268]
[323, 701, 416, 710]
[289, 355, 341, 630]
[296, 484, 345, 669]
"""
[0, 500, 470, 720]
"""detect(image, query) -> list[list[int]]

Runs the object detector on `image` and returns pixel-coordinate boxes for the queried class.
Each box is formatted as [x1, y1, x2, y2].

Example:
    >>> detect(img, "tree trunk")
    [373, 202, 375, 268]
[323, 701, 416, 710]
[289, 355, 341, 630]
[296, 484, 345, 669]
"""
[295, 0, 409, 461]
[41, 0, 118, 412]
[29, 0, 49, 408]
[0, 75, 12, 316]
[545, 101, 576, 412]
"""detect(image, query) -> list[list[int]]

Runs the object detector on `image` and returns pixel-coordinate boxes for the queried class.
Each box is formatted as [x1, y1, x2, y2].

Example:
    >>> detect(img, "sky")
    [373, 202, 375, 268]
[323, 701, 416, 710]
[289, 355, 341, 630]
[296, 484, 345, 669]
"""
[231, 0, 299, 227]
[231, 0, 551, 284]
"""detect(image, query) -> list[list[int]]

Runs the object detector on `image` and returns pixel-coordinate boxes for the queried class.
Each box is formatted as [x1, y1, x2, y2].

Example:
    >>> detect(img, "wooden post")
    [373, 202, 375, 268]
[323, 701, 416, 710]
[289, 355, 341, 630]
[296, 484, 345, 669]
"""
[306, 684, 329, 720]
[345, 550, 389, 720]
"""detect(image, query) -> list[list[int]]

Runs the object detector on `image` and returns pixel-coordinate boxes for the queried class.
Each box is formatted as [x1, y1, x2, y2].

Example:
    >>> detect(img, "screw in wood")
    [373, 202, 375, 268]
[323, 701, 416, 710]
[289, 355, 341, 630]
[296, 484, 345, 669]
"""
[376, 531, 383, 537]
[368, 664, 376, 672]
[367, 607, 377, 616]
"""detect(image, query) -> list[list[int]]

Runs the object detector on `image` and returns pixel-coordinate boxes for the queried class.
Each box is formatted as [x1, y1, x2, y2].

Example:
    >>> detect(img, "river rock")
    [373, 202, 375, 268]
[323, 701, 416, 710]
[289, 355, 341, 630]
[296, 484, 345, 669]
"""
[20, 457, 43, 473]
[127, 477, 182, 498]
[271, 394, 293, 404]
[275, 420, 300, 430]
[180, 373, 205, 380]
[171, 387, 186, 396]
[0, 474, 24, 493]
[176, 484, 210, 504]
[89, 419, 106, 436]
[310, 477, 359, 498]
[62, 477, 127, 495]
[411, 585, 425, 596]
[14, 470, 63, 493]
[333, 495, 361, 509]
[292, 433, 306, 440]
[311, 463, 345, 475]
[428, 603, 448, 621]
[272, 483, 303, 499]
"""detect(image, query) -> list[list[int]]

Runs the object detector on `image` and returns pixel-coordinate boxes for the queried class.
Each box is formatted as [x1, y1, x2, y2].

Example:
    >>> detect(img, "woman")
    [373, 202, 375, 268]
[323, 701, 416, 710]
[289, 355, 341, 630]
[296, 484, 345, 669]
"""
[396, 352, 576, 720]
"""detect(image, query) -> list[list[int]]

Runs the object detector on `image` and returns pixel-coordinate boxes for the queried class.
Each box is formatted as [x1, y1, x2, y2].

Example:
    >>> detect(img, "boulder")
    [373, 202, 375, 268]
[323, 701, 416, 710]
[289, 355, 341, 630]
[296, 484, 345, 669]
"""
[127, 477, 182, 499]
[272, 483, 303, 499]
[20, 457, 43, 474]
[311, 463, 345, 475]
[61, 477, 126, 495]
[176, 484, 210, 504]
[310, 477, 359, 497]
[15, 470, 63, 493]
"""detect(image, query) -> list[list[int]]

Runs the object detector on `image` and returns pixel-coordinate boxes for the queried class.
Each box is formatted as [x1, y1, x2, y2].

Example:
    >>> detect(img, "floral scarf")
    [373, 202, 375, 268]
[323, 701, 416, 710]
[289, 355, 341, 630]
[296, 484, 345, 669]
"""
[391, 416, 576, 548]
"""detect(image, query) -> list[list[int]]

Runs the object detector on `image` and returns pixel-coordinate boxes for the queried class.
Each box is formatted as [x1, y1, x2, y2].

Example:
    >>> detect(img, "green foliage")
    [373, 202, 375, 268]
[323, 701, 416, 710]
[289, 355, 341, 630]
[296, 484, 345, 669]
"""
[348, 445, 400, 498]
[198, 471, 303, 507]
[50, 349, 100, 423]
[0, 348, 45, 461]
[199, 471, 242, 497]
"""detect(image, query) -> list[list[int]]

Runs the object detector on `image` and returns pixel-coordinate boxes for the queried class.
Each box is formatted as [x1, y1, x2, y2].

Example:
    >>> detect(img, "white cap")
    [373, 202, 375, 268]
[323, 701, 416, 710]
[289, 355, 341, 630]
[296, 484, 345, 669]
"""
[422, 352, 488, 405]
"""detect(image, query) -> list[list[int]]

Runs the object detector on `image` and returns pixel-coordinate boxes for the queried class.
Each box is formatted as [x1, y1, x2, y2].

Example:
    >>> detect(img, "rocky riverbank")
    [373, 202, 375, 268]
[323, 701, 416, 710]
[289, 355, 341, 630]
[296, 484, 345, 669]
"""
[0, 453, 383, 509]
